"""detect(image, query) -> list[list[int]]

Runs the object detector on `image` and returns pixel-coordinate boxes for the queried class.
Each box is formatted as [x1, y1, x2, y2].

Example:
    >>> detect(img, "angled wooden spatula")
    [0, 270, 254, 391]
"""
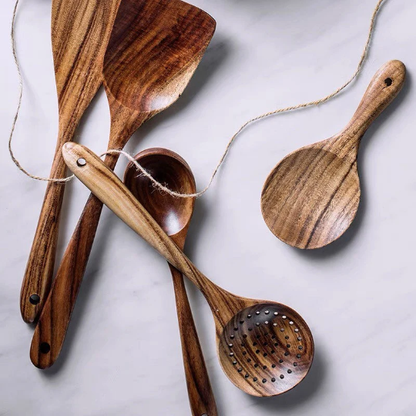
[31, 0, 216, 372]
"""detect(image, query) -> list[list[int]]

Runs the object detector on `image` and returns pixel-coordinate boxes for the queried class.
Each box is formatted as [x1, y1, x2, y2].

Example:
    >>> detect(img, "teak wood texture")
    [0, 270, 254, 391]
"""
[261, 60, 406, 250]
[62, 143, 315, 398]
[20, 0, 121, 323]
[30, 0, 216, 370]
[124, 148, 217, 416]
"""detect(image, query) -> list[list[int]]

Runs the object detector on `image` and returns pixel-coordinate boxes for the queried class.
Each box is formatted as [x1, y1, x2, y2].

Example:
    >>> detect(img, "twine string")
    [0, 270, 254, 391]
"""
[8, 0, 74, 183]
[9, 0, 386, 196]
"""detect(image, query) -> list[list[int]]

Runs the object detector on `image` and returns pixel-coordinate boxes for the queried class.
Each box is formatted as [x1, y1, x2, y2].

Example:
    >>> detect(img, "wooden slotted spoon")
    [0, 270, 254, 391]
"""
[30, 0, 216, 369]
[124, 148, 217, 416]
[261, 60, 406, 249]
[63, 143, 315, 398]
[20, 0, 121, 323]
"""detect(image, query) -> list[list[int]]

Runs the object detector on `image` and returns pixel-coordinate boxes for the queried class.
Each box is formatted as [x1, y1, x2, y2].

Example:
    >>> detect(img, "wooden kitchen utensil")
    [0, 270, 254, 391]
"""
[261, 60, 406, 249]
[30, 0, 216, 369]
[20, 0, 121, 323]
[62, 143, 315, 398]
[124, 148, 217, 416]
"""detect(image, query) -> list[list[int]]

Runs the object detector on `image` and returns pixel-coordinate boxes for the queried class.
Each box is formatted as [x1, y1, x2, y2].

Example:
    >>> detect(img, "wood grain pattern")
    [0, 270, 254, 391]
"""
[20, 0, 121, 323]
[30, 0, 216, 370]
[62, 143, 315, 398]
[261, 60, 406, 249]
[124, 148, 217, 416]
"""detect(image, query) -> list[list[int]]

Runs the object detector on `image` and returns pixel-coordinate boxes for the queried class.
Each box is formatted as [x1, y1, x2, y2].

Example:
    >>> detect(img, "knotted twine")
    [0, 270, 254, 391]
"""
[8, 0, 387, 198]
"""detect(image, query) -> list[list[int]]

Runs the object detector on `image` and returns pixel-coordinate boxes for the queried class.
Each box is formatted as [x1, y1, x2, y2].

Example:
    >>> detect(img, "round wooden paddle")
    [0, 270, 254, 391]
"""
[124, 149, 217, 416]
[20, 0, 121, 323]
[62, 143, 315, 398]
[30, 0, 216, 369]
[261, 60, 406, 249]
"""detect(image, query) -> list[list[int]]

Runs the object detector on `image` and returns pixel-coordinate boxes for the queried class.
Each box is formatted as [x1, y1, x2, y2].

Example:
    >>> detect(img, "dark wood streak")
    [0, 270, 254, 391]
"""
[275, 148, 341, 235]
[261, 61, 406, 250]
[30, 0, 216, 370]
[20, 0, 121, 324]
[291, 149, 355, 246]
[304, 159, 357, 248]
[326, 184, 360, 242]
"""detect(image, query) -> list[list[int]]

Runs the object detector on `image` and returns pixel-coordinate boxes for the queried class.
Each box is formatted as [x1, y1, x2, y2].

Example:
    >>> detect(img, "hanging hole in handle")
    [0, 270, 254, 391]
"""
[77, 158, 87, 167]
[29, 294, 40, 305]
[40, 342, 51, 354]
[385, 78, 393, 87]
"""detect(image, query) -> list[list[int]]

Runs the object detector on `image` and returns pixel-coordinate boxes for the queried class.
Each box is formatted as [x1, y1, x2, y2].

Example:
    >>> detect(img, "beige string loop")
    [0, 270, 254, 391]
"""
[8, 0, 74, 183]
[9, 0, 386, 196]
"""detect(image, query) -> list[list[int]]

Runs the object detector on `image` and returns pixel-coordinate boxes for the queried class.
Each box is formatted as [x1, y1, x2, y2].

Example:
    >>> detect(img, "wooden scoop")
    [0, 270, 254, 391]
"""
[261, 60, 406, 249]
[63, 143, 315, 398]
[124, 148, 217, 416]
[30, 0, 216, 369]
[20, 0, 121, 323]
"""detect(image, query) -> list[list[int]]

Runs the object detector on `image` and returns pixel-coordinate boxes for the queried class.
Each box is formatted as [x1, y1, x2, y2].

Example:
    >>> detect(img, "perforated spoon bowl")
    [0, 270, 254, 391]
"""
[63, 143, 315, 398]
[124, 148, 217, 415]
[261, 60, 406, 249]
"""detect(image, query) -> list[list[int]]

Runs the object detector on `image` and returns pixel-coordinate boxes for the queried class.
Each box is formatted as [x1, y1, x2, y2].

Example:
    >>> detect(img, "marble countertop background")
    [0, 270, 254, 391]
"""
[1, 0, 415, 415]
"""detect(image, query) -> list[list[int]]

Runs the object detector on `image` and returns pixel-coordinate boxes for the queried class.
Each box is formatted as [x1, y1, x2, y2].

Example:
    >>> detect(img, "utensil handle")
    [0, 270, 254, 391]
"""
[30, 153, 118, 369]
[344, 60, 406, 139]
[62, 143, 236, 321]
[20, 134, 70, 324]
[169, 264, 218, 416]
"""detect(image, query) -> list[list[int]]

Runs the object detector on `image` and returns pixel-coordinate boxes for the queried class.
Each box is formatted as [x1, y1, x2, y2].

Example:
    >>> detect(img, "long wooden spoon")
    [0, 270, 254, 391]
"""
[30, 0, 216, 369]
[20, 0, 121, 323]
[63, 143, 315, 398]
[124, 148, 217, 416]
[261, 60, 406, 249]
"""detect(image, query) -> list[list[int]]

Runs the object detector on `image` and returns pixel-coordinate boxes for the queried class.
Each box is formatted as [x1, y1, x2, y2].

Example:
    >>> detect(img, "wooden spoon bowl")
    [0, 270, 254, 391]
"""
[124, 149, 196, 237]
[262, 146, 360, 249]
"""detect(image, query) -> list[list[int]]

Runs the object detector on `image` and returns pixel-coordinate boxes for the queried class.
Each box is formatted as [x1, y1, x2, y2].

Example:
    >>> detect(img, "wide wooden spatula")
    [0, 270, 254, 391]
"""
[30, 0, 216, 369]
[261, 60, 406, 249]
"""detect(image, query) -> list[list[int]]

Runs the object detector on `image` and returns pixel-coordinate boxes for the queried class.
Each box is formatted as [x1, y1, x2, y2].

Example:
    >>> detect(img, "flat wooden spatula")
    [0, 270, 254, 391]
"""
[20, 0, 121, 323]
[261, 61, 406, 249]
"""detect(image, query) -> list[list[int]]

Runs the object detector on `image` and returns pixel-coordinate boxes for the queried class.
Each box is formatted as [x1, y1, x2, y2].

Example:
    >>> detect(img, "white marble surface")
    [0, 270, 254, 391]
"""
[1, 0, 415, 414]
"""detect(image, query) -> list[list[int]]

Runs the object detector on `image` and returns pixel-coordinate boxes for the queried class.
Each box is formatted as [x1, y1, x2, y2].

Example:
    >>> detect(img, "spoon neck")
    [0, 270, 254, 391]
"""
[331, 109, 374, 161]
[203, 284, 252, 330]
[175, 262, 245, 327]
[329, 131, 361, 161]
[333, 60, 406, 160]
[106, 90, 150, 149]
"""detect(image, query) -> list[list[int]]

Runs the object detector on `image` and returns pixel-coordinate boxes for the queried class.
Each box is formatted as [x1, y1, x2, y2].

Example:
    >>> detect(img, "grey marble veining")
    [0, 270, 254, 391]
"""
[1, 0, 415, 414]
